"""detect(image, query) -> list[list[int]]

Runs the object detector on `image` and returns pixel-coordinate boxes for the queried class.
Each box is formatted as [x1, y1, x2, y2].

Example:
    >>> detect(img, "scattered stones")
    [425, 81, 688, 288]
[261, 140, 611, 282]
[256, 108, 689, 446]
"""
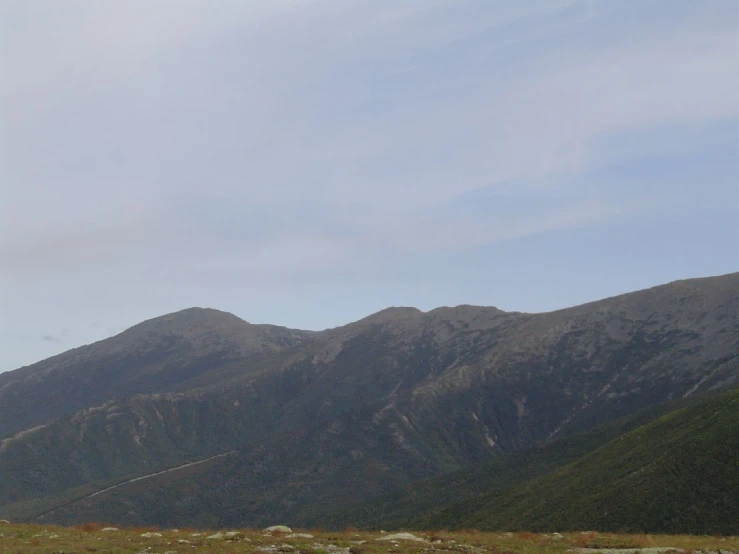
[263, 525, 294, 534]
[377, 532, 427, 543]
[312, 544, 351, 554]
[567, 546, 685, 554]
[255, 546, 300, 554]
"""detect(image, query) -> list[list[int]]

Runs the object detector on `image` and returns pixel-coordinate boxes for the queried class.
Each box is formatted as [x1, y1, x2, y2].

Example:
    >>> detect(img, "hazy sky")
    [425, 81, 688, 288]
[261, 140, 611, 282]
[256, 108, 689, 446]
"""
[1, 0, 737, 372]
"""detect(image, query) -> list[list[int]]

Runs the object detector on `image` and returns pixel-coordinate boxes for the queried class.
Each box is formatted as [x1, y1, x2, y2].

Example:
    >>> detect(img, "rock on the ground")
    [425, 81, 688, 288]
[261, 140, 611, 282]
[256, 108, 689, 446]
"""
[377, 532, 427, 543]
[101, 527, 119, 532]
[286, 533, 314, 539]
[263, 525, 293, 535]
[140, 531, 162, 538]
[312, 544, 350, 554]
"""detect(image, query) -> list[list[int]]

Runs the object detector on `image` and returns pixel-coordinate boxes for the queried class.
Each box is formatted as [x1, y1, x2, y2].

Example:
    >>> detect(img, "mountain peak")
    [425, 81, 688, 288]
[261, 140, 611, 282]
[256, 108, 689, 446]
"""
[355, 307, 423, 326]
[118, 307, 249, 340]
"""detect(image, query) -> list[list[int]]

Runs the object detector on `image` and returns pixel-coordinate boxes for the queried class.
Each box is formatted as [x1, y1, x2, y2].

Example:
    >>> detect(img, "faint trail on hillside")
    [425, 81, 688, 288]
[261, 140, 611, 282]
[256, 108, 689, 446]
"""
[36, 450, 236, 521]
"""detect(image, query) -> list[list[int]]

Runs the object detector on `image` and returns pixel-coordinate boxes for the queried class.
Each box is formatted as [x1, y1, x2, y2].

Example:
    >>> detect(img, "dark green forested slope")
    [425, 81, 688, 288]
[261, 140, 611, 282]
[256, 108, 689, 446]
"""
[407, 386, 739, 535]
[324, 394, 704, 530]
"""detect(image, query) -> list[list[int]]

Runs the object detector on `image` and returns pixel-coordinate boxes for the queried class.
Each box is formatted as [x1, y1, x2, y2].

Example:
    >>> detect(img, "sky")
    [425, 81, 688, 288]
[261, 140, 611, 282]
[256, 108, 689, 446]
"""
[1, 0, 737, 372]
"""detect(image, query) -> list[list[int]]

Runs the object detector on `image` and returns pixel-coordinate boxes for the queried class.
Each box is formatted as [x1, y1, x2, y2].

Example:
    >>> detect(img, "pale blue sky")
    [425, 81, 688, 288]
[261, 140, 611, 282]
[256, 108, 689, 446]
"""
[1, 0, 737, 371]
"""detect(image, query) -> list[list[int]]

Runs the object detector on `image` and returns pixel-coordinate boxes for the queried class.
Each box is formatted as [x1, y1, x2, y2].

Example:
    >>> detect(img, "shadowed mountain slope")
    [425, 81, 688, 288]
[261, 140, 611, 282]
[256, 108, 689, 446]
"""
[0, 274, 736, 526]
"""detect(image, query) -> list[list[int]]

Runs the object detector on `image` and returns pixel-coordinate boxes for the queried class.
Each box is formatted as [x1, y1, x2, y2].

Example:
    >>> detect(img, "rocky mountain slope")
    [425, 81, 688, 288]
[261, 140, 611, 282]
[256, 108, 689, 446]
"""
[0, 273, 736, 527]
[0, 308, 313, 437]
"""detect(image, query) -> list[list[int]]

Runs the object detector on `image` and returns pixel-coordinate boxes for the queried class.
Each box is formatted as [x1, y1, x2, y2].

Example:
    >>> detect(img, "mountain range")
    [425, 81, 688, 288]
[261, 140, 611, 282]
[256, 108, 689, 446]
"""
[0, 273, 737, 532]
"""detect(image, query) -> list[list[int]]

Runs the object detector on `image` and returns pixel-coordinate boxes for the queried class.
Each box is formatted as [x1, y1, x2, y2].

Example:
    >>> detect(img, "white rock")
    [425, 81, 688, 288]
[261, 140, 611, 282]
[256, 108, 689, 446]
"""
[263, 525, 293, 534]
[315, 545, 350, 554]
[101, 527, 120, 532]
[177, 539, 191, 544]
[377, 533, 427, 543]
[286, 533, 314, 539]
[207, 532, 226, 539]
[140, 531, 162, 538]
[0, 520, 9, 525]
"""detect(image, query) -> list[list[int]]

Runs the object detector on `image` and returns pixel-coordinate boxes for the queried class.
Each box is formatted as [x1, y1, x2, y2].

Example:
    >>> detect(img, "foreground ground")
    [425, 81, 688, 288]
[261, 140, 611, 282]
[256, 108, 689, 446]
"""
[0, 523, 737, 554]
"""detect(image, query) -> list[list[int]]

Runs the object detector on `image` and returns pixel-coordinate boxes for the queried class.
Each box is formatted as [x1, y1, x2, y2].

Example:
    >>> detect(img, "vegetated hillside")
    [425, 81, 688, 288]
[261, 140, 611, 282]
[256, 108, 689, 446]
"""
[0, 308, 313, 437]
[405, 386, 739, 535]
[0, 274, 737, 527]
[322, 394, 706, 530]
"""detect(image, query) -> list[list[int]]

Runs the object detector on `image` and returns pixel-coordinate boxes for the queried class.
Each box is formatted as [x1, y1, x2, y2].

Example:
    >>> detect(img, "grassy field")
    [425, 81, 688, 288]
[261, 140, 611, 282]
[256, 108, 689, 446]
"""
[0, 523, 737, 554]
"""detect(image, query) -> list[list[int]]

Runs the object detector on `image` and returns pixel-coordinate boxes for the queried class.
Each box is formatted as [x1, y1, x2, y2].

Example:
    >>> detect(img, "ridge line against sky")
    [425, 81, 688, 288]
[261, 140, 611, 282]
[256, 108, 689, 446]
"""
[1, 0, 738, 371]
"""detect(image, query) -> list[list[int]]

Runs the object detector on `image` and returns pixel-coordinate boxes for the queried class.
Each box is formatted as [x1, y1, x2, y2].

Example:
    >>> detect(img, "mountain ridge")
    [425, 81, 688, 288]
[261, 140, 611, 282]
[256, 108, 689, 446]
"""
[0, 272, 736, 528]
